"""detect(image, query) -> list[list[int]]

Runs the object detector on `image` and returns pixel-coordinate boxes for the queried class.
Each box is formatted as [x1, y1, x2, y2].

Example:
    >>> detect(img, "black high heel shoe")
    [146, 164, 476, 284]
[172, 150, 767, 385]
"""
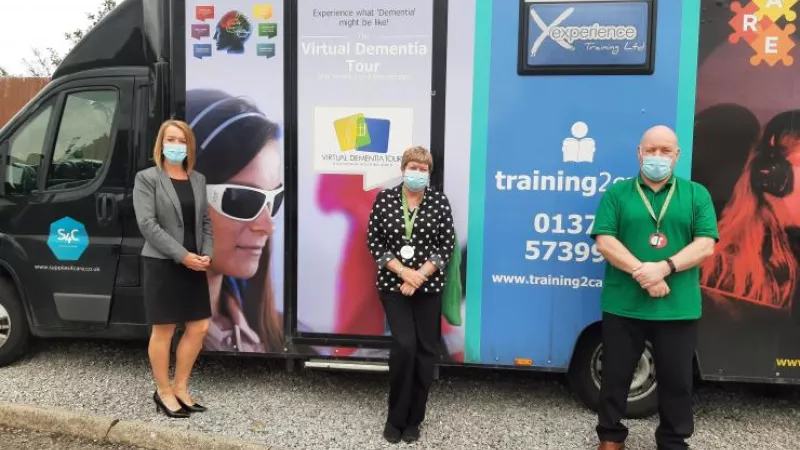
[176, 396, 207, 413]
[153, 391, 190, 418]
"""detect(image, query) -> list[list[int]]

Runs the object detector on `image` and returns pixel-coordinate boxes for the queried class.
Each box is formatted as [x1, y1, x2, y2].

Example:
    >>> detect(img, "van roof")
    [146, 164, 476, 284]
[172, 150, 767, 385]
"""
[54, 0, 170, 79]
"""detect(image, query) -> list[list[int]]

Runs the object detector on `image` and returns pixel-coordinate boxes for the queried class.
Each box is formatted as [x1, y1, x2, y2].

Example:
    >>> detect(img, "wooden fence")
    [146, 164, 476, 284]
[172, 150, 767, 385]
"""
[0, 78, 49, 129]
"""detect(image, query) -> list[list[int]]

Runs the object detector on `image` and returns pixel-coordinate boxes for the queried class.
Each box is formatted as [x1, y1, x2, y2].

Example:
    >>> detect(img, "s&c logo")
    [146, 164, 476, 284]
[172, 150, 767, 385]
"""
[47, 217, 89, 261]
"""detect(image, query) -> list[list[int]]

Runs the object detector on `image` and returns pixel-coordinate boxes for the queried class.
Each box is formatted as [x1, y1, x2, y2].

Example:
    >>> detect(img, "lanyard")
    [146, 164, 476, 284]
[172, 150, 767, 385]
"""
[401, 191, 420, 242]
[635, 180, 676, 233]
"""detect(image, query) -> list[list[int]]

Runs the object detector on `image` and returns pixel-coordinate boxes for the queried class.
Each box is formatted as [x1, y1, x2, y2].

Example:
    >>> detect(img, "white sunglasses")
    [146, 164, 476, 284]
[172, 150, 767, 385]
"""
[206, 183, 284, 222]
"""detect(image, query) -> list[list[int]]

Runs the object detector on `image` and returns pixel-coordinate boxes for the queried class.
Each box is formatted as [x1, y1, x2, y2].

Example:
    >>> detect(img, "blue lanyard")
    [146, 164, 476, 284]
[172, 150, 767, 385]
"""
[223, 276, 247, 307]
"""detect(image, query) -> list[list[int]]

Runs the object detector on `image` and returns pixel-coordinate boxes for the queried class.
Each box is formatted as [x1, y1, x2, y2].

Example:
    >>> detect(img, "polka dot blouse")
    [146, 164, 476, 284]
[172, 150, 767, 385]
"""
[367, 184, 456, 294]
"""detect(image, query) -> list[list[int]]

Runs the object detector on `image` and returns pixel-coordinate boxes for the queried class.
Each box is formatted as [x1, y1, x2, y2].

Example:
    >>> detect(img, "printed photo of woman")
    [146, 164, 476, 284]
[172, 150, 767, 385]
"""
[701, 110, 800, 322]
[186, 89, 284, 353]
[694, 109, 800, 378]
[687, 2, 800, 380]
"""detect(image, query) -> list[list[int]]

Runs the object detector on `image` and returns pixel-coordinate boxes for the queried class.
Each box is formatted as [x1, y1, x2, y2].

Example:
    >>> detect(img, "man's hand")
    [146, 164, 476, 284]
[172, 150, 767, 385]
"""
[632, 261, 670, 289]
[399, 282, 416, 296]
[646, 280, 670, 298]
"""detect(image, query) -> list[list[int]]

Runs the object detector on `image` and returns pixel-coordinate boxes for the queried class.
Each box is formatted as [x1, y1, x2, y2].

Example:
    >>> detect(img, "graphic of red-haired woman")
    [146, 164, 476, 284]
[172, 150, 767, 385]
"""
[701, 110, 800, 324]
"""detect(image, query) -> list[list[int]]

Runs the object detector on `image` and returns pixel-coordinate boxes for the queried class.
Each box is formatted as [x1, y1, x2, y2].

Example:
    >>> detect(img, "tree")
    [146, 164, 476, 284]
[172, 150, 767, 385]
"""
[22, 0, 118, 78]
[64, 1, 119, 46]
[22, 48, 63, 78]
[0, 66, 10, 77]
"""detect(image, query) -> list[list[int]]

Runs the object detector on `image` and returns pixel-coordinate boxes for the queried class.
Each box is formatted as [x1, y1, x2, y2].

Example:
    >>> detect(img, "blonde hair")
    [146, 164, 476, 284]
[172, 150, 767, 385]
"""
[153, 120, 197, 172]
[401, 145, 433, 171]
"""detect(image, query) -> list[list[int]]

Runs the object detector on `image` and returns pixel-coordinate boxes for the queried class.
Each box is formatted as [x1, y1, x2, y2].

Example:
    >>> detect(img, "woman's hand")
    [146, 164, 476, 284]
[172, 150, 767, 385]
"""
[400, 282, 416, 296]
[399, 268, 427, 289]
[182, 253, 210, 271]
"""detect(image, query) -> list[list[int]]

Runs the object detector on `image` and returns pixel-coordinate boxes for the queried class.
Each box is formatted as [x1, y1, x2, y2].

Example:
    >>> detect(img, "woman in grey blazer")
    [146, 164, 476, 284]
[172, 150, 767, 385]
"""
[132, 120, 214, 418]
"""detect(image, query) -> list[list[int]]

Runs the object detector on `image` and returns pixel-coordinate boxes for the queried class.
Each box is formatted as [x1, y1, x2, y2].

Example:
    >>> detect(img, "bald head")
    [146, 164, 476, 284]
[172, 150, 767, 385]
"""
[640, 125, 679, 149]
[638, 125, 680, 183]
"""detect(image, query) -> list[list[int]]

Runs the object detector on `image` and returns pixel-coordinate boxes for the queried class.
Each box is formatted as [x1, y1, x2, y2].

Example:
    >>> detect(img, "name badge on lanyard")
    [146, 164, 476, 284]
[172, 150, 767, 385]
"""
[635, 181, 676, 249]
[401, 191, 420, 260]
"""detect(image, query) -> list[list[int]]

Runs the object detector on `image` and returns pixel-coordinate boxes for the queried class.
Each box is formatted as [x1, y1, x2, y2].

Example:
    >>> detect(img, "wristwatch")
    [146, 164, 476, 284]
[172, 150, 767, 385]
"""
[665, 258, 676, 274]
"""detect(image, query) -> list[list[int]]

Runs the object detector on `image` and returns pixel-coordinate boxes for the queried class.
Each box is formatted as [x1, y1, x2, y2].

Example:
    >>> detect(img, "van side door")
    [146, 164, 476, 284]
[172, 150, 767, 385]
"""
[0, 75, 133, 330]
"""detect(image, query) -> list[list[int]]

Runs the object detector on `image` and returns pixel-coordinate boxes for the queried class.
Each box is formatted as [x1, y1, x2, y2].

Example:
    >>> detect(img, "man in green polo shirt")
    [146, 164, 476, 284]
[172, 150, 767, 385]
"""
[591, 125, 719, 450]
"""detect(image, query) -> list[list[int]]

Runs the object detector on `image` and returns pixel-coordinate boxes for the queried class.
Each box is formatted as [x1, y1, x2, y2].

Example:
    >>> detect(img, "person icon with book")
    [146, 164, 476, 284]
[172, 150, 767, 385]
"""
[563, 121, 596, 163]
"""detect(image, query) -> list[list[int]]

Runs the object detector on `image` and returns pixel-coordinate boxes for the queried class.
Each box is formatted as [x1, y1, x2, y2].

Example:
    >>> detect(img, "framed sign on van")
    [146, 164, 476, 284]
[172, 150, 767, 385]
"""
[517, 0, 658, 75]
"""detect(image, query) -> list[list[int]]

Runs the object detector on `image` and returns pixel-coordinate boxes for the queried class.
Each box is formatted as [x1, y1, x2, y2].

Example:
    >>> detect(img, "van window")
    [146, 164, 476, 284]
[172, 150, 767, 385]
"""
[5, 102, 54, 196]
[46, 90, 119, 191]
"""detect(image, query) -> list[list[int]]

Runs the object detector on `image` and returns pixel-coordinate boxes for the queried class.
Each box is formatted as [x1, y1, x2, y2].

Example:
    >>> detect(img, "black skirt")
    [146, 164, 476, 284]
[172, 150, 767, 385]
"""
[142, 256, 211, 325]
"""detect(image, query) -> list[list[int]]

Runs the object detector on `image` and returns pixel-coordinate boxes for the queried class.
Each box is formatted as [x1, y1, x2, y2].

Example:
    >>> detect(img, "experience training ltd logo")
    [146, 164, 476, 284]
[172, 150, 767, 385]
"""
[729, 0, 797, 66]
[528, 5, 640, 57]
[47, 216, 89, 261]
[333, 113, 391, 153]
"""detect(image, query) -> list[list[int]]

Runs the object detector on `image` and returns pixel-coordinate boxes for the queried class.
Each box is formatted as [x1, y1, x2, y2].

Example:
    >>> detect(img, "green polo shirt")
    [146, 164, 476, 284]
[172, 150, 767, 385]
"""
[591, 175, 719, 320]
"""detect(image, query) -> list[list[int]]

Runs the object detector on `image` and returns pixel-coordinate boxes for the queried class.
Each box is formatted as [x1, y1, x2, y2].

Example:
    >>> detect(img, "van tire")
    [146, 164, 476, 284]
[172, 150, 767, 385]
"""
[0, 277, 30, 367]
[567, 327, 658, 419]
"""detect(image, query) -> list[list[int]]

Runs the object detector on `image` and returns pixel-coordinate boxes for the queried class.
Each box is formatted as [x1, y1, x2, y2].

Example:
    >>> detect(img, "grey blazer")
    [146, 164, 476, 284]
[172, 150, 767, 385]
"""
[132, 166, 214, 263]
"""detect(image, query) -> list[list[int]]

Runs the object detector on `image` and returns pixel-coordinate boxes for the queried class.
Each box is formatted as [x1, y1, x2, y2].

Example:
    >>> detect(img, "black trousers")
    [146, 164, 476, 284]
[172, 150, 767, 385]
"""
[379, 290, 441, 429]
[597, 312, 698, 450]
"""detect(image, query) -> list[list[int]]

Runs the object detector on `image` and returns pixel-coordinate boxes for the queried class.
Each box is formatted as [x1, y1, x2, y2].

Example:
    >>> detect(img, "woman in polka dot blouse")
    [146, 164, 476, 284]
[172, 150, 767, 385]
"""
[367, 146, 456, 444]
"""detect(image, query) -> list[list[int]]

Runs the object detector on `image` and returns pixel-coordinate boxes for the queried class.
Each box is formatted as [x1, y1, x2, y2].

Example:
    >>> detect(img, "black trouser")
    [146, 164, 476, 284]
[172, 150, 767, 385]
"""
[379, 290, 441, 429]
[597, 312, 698, 450]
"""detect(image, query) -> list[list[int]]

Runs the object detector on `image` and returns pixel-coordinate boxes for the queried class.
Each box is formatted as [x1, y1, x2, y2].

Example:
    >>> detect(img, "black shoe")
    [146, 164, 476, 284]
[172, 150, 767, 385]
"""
[152, 391, 190, 418]
[176, 396, 207, 413]
[402, 425, 420, 443]
[383, 422, 402, 444]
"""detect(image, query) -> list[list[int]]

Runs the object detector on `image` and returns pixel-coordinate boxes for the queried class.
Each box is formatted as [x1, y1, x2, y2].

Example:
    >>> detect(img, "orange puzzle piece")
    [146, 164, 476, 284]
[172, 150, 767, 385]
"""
[749, 21, 796, 66]
[729, 1, 772, 44]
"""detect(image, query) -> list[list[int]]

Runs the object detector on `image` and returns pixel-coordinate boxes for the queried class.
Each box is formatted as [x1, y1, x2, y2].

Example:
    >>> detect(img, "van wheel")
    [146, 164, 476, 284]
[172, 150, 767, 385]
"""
[0, 277, 29, 367]
[568, 327, 658, 419]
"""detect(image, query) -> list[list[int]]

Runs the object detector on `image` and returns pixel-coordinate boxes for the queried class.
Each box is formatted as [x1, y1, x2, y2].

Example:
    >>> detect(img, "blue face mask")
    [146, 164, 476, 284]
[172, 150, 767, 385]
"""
[403, 170, 429, 192]
[641, 155, 673, 182]
[163, 144, 187, 164]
